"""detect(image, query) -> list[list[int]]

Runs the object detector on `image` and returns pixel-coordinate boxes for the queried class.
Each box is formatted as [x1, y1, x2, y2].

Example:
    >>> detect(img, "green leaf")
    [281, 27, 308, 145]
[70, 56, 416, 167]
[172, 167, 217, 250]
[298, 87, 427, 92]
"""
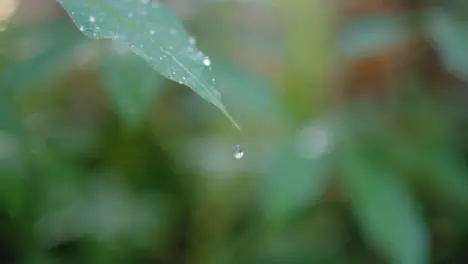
[426, 8, 468, 81]
[101, 44, 164, 128]
[57, 0, 240, 130]
[339, 14, 409, 60]
[340, 147, 429, 264]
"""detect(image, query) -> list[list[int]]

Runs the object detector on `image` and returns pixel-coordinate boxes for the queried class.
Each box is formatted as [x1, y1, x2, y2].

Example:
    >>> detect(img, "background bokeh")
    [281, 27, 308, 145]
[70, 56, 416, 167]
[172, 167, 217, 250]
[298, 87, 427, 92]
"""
[1, 0, 468, 263]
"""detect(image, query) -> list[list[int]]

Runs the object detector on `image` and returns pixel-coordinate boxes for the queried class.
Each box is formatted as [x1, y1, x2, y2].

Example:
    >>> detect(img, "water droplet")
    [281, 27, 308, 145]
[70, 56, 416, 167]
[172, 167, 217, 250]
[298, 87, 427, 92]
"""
[233, 144, 244, 160]
[203, 57, 211, 66]
[188, 36, 196, 45]
[89, 16, 95, 23]
[79, 26, 84, 31]
[149, 30, 155, 35]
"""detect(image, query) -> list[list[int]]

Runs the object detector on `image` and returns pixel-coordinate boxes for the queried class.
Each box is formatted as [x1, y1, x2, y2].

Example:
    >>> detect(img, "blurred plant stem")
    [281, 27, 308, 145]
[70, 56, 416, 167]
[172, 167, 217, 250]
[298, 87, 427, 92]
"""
[272, 0, 335, 124]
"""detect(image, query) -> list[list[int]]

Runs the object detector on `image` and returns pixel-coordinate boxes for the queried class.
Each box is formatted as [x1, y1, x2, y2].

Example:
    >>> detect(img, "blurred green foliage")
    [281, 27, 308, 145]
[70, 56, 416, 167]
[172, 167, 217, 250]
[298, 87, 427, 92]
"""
[0, 0, 468, 263]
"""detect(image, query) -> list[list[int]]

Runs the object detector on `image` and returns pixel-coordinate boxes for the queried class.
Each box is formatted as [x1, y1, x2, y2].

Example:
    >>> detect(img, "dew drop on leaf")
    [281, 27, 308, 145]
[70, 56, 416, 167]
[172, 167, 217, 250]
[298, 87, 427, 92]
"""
[188, 36, 196, 45]
[56, 0, 240, 131]
[203, 57, 211, 66]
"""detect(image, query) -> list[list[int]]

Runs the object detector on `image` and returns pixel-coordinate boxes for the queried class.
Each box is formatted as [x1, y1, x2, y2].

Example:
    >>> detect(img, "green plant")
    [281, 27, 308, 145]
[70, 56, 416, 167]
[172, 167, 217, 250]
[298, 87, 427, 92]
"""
[0, 0, 468, 263]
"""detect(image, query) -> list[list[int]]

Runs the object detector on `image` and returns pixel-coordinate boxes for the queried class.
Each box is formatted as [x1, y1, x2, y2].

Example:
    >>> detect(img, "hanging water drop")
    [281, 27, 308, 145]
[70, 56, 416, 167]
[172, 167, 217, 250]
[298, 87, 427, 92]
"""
[89, 16, 95, 23]
[233, 144, 244, 160]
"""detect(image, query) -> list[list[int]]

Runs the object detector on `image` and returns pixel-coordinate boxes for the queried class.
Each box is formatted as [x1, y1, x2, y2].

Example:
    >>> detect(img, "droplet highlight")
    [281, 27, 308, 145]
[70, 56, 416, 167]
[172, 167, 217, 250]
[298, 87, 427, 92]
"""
[203, 57, 211, 66]
[233, 144, 244, 160]
[188, 36, 196, 45]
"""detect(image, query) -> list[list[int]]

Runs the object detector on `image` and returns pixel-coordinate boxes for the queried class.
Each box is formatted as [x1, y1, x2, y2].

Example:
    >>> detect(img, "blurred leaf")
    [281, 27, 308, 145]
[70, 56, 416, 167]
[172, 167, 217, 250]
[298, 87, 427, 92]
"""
[0, 20, 78, 50]
[390, 93, 468, 211]
[0, 38, 82, 95]
[262, 132, 329, 226]
[33, 150, 169, 251]
[0, 97, 22, 136]
[425, 148, 468, 208]
[101, 44, 164, 128]
[36, 179, 166, 248]
[0, 99, 25, 218]
[340, 146, 429, 264]
[57, 0, 240, 130]
[426, 8, 468, 81]
[211, 57, 284, 121]
[391, 142, 468, 211]
[0, 172, 25, 218]
[339, 14, 409, 60]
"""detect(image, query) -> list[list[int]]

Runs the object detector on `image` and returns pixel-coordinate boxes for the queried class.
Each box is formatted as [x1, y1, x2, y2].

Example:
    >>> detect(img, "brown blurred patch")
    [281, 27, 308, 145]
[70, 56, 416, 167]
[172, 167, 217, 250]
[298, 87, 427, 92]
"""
[339, 0, 421, 21]
[336, 0, 451, 102]
[11, 0, 62, 23]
